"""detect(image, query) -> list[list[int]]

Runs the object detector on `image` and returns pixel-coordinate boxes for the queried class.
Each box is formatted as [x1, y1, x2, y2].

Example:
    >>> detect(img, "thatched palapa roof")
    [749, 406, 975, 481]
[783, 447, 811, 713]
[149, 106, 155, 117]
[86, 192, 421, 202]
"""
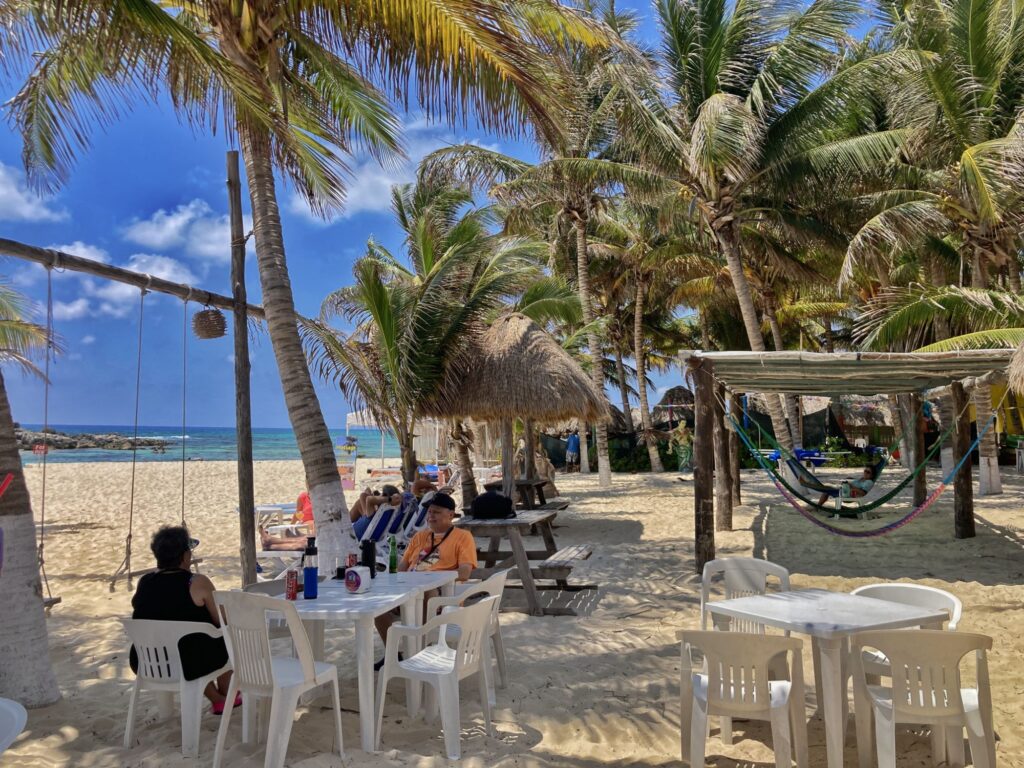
[1009, 345, 1024, 395]
[425, 313, 609, 424]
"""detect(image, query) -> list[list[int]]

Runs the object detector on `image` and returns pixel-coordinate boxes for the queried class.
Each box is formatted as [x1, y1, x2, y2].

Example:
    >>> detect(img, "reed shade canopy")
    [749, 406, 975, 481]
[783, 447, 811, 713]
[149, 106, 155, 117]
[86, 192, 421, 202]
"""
[425, 313, 609, 497]
[685, 349, 1015, 396]
[1008, 345, 1024, 395]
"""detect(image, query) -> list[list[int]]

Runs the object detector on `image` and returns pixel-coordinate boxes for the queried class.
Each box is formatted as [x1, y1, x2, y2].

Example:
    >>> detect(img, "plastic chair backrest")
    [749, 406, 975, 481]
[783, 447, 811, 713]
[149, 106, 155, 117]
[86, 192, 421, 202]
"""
[852, 629, 991, 719]
[122, 619, 217, 685]
[458, 570, 509, 632]
[851, 583, 962, 630]
[388, 495, 416, 536]
[681, 630, 801, 716]
[405, 495, 432, 537]
[361, 505, 397, 543]
[447, 596, 498, 677]
[701, 558, 791, 631]
[214, 591, 316, 695]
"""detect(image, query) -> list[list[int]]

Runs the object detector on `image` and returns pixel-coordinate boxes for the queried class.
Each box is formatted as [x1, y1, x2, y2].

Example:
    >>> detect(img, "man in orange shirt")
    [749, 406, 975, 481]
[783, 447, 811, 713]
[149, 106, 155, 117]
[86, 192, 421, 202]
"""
[373, 492, 477, 661]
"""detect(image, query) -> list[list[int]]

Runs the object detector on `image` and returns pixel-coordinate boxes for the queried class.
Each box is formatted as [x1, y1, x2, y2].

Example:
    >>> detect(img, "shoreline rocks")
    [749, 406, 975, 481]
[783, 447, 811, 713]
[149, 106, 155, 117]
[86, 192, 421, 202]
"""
[16, 427, 169, 452]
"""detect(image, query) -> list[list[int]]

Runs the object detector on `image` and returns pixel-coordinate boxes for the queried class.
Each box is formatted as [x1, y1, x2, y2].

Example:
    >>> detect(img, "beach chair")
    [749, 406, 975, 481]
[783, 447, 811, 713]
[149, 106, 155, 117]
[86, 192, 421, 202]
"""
[679, 630, 808, 768]
[355, 504, 398, 544]
[0, 698, 27, 755]
[212, 591, 344, 768]
[851, 630, 995, 768]
[375, 596, 498, 760]
[121, 619, 231, 758]
[429, 570, 511, 694]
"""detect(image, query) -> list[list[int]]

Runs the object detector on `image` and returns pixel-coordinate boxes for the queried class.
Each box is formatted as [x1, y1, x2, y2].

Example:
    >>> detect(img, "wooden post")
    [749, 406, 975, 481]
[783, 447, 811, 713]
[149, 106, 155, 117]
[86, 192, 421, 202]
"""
[950, 381, 975, 539]
[501, 419, 515, 499]
[729, 391, 742, 505]
[692, 358, 716, 571]
[524, 419, 536, 479]
[714, 381, 732, 531]
[910, 393, 927, 506]
[228, 152, 258, 586]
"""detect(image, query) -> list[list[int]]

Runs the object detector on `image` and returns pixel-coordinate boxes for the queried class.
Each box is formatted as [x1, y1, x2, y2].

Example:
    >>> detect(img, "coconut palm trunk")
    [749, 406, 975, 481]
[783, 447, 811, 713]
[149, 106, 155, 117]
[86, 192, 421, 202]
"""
[716, 224, 794, 450]
[0, 370, 60, 706]
[973, 379, 1000, 494]
[613, 346, 635, 433]
[452, 420, 478, 505]
[579, 422, 591, 474]
[764, 298, 802, 448]
[397, 426, 418, 486]
[634, 277, 663, 472]
[239, 124, 351, 561]
[574, 217, 612, 485]
[889, 394, 911, 467]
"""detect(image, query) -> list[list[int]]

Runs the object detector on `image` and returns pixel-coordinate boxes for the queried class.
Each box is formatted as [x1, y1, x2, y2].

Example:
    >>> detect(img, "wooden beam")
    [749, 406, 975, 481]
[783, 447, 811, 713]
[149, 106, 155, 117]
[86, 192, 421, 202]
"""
[692, 358, 716, 571]
[910, 392, 927, 507]
[0, 237, 265, 318]
[714, 380, 732, 531]
[228, 152, 258, 587]
[951, 381, 975, 538]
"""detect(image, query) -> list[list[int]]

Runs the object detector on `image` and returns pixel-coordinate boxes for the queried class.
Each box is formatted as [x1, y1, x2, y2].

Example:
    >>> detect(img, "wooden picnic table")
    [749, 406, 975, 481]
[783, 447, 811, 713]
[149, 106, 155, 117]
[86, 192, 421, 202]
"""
[483, 478, 548, 509]
[456, 509, 594, 616]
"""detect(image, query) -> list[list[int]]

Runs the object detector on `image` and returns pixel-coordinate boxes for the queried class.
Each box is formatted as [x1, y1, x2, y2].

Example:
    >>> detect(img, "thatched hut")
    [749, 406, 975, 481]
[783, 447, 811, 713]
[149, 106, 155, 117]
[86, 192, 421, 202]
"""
[426, 313, 609, 498]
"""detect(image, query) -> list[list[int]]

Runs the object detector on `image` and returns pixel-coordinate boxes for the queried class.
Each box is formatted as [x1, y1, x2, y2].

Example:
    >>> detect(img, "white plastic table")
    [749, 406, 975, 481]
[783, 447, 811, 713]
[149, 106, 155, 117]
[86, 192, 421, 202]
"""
[704, 588, 947, 768]
[288, 571, 457, 751]
[0, 697, 27, 755]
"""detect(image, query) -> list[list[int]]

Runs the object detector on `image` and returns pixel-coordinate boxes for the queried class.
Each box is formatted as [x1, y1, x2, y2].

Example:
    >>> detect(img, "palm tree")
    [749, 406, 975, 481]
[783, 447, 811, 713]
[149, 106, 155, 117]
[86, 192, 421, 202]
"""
[306, 177, 544, 486]
[0, 282, 60, 706]
[7, 0, 603, 560]
[616, 0, 912, 449]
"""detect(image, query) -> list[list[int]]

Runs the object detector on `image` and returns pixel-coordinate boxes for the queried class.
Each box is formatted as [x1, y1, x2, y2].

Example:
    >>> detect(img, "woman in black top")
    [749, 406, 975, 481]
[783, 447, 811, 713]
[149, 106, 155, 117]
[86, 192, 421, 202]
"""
[129, 526, 234, 712]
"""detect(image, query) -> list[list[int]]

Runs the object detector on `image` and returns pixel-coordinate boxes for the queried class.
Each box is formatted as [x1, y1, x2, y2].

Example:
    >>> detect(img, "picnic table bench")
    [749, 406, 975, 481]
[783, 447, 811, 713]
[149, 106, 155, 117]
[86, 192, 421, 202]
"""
[457, 509, 595, 616]
[483, 478, 549, 509]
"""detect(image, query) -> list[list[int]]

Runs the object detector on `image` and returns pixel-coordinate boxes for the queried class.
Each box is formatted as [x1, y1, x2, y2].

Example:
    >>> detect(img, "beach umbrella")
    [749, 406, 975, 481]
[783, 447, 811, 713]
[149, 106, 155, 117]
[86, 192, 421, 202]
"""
[425, 313, 609, 498]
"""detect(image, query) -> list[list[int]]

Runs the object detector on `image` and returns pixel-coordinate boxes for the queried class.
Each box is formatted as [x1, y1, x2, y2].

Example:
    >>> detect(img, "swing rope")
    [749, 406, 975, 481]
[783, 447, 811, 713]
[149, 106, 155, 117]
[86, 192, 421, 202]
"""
[180, 294, 189, 527]
[110, 285, 147, 591]
[37, 268, 54, 600]
[727, 391, 961, 513]
[735, 390, 1006, 538]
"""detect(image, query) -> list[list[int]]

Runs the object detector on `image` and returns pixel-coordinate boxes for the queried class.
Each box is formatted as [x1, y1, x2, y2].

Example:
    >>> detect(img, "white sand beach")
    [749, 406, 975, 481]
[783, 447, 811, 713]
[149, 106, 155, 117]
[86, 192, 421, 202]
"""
[5, 459, 1024, 767]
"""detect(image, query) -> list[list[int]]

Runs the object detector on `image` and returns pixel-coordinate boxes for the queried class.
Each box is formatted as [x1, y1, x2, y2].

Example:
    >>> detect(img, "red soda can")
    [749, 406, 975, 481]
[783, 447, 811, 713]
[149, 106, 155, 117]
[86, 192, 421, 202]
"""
[346, 553, 359, 569]
[285, 568, 298, 600]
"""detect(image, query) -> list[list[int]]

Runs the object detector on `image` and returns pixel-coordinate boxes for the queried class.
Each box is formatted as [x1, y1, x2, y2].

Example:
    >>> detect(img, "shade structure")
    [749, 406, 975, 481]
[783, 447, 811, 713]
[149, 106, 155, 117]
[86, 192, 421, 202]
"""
[425, 313, 609, 498]
[684, 349, 1015, 396]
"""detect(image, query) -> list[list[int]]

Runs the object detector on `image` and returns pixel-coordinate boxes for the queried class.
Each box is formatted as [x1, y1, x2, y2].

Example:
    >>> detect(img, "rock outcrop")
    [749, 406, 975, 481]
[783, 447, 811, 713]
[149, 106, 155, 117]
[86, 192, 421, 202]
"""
[16, 428, 168, 452]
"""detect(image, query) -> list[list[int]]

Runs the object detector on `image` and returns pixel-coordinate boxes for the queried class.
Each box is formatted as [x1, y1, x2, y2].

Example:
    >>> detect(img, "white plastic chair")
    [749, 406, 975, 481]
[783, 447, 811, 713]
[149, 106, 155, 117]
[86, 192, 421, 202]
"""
[0, 697, 27, 755]
[679, 630, 808, 768]
[242, 581, 290, 640]
[122, 619, 231, 758]
[376, 595, 498, 760]
[212, 591, 343, 768]
[429, 570, 511, 694]
[700, 558, 792, 632]
[851, 629, 995, 768]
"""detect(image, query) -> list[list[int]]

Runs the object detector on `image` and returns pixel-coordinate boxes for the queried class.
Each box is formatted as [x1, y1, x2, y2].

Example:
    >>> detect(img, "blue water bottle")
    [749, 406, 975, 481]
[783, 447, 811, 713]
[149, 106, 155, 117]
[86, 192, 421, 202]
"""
[302, 536, 318, 599]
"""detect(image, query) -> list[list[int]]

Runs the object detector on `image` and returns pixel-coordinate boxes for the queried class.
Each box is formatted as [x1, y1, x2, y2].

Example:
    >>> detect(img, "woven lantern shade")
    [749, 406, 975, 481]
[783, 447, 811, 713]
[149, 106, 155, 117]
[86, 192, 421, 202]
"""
[192, 307, 227, 339]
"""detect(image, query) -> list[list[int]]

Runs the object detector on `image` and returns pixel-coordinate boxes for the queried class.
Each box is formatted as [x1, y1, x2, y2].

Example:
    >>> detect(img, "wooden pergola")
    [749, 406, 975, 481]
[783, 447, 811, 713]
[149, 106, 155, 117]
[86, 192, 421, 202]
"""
[683, 349, 1015, 571]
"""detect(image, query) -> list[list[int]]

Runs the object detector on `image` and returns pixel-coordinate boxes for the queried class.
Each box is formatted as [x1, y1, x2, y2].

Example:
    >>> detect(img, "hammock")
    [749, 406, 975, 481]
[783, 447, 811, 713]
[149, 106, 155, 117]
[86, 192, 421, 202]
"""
[785, 455, 889, 499]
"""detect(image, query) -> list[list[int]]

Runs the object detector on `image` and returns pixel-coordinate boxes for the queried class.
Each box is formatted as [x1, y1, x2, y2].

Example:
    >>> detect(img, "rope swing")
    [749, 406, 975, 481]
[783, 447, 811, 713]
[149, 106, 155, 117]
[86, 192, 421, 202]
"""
[37, 268, 55, 602]
[109, 283, 148, 591]
[180, 292, 190, 527]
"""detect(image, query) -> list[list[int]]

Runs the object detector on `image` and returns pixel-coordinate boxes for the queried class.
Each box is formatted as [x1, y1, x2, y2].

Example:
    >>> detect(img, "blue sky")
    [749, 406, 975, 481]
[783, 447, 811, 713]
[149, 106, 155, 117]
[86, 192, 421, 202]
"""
[0, 0, 673, 429]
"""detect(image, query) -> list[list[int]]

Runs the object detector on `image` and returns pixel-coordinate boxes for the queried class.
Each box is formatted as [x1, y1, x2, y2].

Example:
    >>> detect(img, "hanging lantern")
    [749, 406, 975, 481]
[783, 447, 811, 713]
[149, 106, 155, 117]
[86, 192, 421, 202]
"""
[192, 307, 227, 339]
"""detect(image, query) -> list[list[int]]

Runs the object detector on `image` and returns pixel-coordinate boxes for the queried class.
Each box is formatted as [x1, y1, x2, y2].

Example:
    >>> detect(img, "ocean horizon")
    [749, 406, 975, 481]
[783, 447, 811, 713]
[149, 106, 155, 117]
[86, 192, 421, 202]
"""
[18, 424, 403, 464]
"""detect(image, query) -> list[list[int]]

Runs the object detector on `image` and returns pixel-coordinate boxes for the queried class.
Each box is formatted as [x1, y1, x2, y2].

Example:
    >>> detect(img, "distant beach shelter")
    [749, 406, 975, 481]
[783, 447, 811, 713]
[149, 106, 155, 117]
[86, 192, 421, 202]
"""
[425, 313, 609, 497]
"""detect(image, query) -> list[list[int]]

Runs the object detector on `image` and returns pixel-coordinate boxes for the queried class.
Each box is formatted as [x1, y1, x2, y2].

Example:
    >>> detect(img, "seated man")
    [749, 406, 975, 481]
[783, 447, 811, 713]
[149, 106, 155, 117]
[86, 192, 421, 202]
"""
[373, 492, 477, 664]
[350, 484, 401, 539]
[259, 488, 316, 551]
[819, 465, 876, 506]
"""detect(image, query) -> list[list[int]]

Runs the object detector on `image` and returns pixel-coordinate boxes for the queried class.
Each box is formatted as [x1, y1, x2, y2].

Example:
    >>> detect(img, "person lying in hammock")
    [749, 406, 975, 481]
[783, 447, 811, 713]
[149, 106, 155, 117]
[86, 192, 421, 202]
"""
[819, 465, 876, 506]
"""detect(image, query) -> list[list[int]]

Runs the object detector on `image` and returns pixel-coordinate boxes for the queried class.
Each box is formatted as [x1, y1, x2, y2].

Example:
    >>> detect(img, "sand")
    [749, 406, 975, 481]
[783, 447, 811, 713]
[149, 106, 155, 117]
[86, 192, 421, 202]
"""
[5, 458, 1024, 767]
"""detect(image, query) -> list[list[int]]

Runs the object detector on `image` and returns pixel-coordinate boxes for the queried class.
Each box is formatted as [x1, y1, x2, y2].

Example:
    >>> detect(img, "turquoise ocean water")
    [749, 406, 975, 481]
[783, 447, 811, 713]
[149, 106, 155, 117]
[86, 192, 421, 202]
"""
[19, 424, 402, 464]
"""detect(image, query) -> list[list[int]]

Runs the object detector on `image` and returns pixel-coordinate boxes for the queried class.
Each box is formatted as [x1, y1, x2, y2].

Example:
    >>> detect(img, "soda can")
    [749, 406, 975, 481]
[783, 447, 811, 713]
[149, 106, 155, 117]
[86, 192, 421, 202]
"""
[285, 568, 298, 600]
[346, 552, 359, 569]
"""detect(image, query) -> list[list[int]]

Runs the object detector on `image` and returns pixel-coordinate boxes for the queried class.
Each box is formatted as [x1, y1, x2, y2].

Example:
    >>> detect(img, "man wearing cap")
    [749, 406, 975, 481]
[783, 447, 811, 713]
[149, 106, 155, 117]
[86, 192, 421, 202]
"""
[373, 492, 477, 659]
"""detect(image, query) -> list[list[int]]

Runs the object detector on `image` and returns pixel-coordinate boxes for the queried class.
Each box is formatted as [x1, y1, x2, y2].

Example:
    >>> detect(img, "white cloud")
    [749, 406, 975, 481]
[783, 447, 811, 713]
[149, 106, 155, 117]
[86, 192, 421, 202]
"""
[287, 117, 482, 222]
[48, 240, 110, 264]
[81, 335, 96, 345]
[52, 298, 92, 321]
[85, 253, 197, 317]
[122, 199, 250, 263]
[0, 163, 68, 222]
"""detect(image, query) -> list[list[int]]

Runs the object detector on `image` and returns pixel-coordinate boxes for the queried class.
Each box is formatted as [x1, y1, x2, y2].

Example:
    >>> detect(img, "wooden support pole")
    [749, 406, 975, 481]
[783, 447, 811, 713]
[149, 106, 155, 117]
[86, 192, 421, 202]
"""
[0, 237, 265, 318]
[501, 419, 515, 500]
[524, 419, 536, 480]
[910, 393, 927, 507]
[950, 381, 975, 539]
[692, 359, 716, 571]
[227, 152, 258, 587]
[714, 381, 732, 531]
[729, 391, 742, 506]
